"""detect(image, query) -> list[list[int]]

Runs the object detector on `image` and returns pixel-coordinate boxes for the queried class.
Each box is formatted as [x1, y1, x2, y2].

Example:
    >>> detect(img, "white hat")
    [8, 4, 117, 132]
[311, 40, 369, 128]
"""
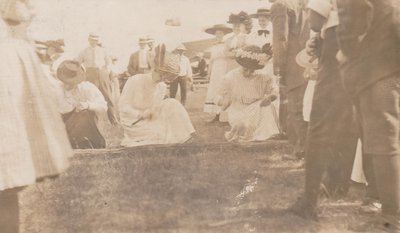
[175, 43, 187, 51]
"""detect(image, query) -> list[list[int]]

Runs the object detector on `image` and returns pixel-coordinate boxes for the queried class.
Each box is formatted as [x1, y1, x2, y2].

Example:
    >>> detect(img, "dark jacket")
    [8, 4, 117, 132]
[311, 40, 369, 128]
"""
[336, 0, 400, 96]
[271, 0, 310, 91]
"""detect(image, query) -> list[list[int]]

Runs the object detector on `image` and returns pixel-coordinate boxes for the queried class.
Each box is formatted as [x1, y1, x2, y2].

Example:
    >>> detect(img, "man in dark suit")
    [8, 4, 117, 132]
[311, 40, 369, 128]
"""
[270, 0, 310, 158]
[336, 0, 400, 231]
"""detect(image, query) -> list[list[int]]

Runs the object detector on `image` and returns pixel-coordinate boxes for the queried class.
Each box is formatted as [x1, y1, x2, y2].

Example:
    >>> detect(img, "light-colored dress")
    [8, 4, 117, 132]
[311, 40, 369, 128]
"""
[0, 34, 71, 191]
[216, 68, 280, 142]
[204, 42, 228, 114]
[224, 33, 247, 72]
[119, 74, 195, 147]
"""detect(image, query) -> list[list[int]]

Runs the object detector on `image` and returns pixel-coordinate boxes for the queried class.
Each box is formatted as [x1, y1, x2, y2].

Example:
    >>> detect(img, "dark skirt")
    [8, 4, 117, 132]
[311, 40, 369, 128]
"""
[62, 110, 106, 149]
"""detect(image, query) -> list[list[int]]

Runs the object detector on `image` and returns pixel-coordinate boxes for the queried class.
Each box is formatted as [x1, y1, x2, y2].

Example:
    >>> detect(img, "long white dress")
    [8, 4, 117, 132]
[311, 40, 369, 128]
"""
[0, 31, 71, 191]
[217, 68, 280, 142]
[204, 43, 228, 114]
[119, 74, 195, 147]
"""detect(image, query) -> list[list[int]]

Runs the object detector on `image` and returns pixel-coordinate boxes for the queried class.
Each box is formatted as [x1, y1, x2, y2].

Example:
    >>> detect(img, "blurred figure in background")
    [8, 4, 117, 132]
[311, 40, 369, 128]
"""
[203, 24, 232, 122]
[225, 11, 251, 71]
[0, 1, 71, 232]
[195, 52, 208, 78]
[248, 8, 272, 48]
[169, 43, 192, 106]
[77, 33, 117, 125]
[270, 0, 310, 158]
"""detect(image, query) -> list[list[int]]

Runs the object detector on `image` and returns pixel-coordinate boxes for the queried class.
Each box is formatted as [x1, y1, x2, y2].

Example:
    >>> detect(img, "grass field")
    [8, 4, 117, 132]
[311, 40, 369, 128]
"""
[18, 87, 382, 233]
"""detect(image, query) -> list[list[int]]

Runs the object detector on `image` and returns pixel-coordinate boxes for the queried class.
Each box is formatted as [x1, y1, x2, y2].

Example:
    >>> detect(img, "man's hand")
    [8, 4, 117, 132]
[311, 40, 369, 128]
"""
[76, 102, 89, 112]
[306, 36, 320, 59]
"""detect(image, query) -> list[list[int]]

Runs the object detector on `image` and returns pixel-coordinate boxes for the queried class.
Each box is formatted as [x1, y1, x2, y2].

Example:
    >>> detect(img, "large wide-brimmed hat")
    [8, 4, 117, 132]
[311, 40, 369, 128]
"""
[296, 49, 318, 69]
[205, 24, 233, 35]
[250, 8, 271, 18]
[235, 45, 270, 70]
[227, 11, 250, 24]
[57, 60, 86, 83]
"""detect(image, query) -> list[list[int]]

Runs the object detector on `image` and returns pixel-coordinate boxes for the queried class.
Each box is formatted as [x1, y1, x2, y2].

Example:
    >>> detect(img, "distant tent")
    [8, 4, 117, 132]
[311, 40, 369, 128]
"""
[182, 38, 216, 61]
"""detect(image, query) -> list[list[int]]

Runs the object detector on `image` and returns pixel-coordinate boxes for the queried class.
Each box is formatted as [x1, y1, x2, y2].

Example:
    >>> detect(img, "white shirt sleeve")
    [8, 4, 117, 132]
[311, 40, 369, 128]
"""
[81, 82, 108, 113]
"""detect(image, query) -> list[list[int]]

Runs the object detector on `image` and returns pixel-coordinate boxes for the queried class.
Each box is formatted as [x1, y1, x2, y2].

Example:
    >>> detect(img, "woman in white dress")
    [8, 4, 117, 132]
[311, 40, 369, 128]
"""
[216, 45, 280, 142]
[203, 24, 232, 121]
[0, 1, 71, 232]
[224, 11, 252, 72]
[119, 44, 196, 147]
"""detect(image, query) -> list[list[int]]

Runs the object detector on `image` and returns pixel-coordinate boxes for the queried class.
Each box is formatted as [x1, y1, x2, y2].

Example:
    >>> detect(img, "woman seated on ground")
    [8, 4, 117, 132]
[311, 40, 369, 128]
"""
[119, 44, 196, 147]
[56, 60, 108, 149]
[215, 45, 280, 142]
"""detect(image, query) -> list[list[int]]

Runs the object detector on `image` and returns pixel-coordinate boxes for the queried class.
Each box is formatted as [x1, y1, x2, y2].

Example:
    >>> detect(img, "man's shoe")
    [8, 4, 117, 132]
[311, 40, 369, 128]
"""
[349, 215, 400, 233]
[288, 196, 319, 221]
[358, 198, 382, 215]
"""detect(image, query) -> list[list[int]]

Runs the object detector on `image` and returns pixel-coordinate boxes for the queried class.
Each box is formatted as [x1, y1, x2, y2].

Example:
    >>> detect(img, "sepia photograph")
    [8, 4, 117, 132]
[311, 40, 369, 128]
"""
[0, 0, 400, 232]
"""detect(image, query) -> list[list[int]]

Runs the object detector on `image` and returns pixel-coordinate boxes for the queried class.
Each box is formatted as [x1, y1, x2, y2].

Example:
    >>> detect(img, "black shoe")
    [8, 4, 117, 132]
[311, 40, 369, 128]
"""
[288, 196, 319, 221]
[349, 215, 400, 233]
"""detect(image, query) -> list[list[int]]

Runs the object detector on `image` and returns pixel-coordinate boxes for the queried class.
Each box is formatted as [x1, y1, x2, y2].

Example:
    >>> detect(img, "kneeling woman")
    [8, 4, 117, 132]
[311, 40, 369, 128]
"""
[57, 60, 108, 149]
[119, 44, 196, 147]
[216, 45, 280, 142]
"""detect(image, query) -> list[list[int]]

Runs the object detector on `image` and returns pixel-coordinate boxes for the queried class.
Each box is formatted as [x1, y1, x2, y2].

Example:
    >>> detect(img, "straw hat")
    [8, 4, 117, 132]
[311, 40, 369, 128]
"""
[57, 60, 86, 83]
[235, 45, 270, 70]
[205, 24, 233, 35]
[296, 49, 318, 69]
[250, 8, 271, 18]
[175, 43, 187, 51]
[138, 37, 148, 44]
[88, 33, 100, 41]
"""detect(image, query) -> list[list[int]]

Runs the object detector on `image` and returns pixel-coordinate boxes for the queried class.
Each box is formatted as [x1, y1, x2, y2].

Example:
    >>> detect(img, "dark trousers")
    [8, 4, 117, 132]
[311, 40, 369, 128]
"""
[354, 74, 400, 217]
[0, 188, 21, 233]
[287, 83, 308, 155]
[303, 28, 358, 205]
[169, 76, 187, 105]
[62, 110, 106, 149]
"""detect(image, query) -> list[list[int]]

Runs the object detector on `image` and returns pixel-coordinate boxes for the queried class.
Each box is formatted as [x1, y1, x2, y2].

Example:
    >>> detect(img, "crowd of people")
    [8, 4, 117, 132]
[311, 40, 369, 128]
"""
[0, 0, 400, 232]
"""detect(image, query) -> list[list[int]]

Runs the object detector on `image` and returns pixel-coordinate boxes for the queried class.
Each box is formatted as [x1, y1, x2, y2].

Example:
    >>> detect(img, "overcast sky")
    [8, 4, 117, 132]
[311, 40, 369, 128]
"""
[28, 0, 271, 69]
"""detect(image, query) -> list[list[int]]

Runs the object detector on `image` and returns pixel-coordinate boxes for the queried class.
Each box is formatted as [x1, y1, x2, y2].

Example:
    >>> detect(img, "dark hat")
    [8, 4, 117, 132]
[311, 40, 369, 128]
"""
[250, 8, 271, 18]
[227, 11, 251, 24]
[57, 60, 86, 82]
[205, 24, 233, 35]
[235, 45, 271, 70]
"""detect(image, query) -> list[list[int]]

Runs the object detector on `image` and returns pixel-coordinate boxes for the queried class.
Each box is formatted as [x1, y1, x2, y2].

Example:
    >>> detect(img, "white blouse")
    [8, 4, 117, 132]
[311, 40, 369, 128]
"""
[56, 81, 108, 114]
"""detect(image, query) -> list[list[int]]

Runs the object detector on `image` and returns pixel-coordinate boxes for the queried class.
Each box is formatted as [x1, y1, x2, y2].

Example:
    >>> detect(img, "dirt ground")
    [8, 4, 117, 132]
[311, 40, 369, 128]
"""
[19, 87, 382, 233]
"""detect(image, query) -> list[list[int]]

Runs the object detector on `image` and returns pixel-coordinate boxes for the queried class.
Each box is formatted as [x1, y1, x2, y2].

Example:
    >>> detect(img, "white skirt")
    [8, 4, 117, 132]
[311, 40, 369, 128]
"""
[0, 39, 71, 191]
[121, 99, 195, 147]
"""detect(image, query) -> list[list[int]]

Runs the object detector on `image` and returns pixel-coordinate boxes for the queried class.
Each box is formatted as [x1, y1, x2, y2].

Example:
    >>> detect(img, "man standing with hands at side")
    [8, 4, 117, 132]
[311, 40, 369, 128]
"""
[169, 44, 193, 106]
